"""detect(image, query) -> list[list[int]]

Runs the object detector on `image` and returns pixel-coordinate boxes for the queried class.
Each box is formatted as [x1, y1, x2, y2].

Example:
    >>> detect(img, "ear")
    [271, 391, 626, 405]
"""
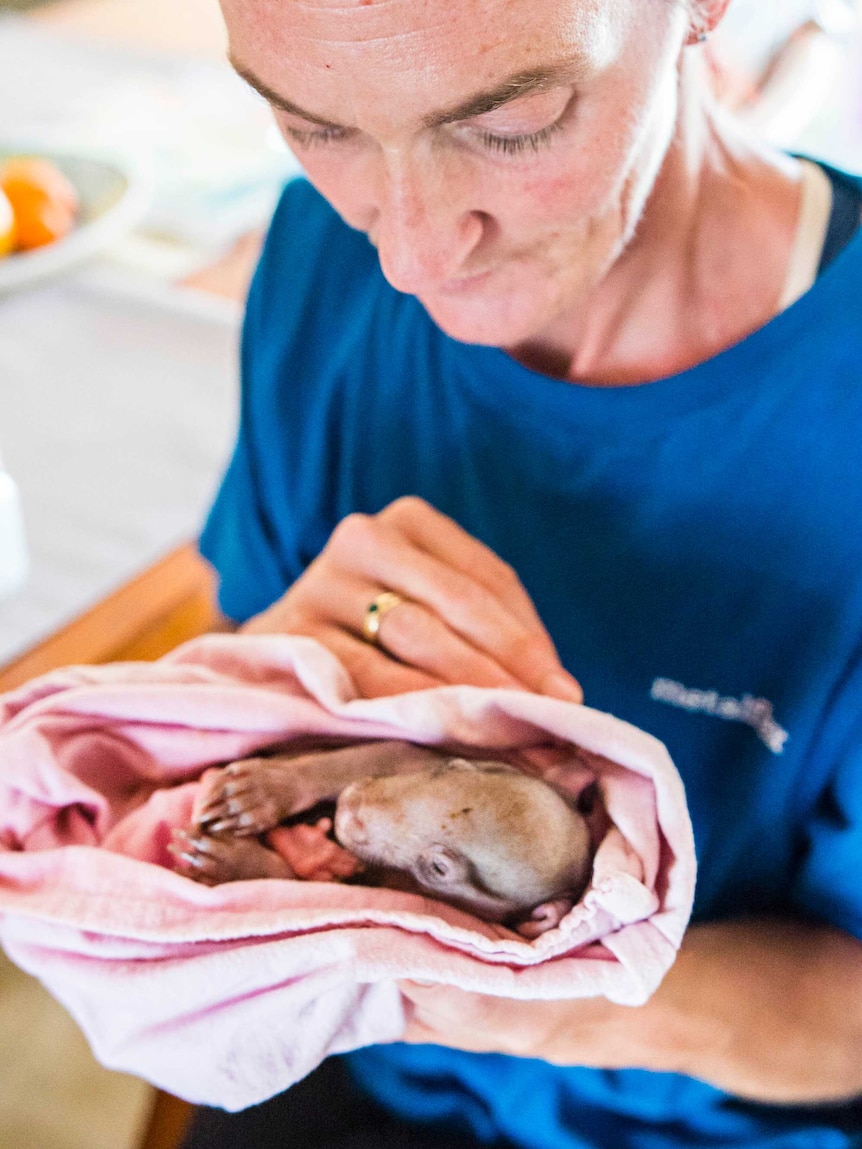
[685, 0, 733, 44]
[513, 898, 574, 940]
[447, 756, 519, 775]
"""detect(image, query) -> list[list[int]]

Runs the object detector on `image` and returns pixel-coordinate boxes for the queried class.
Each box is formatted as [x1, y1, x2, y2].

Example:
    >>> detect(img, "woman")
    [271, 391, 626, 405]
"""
[182, 0, 862, 1145]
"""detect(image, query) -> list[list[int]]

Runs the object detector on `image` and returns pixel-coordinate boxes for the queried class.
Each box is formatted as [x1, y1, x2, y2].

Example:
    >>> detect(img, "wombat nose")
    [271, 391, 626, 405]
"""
[334, 791, 369, 847]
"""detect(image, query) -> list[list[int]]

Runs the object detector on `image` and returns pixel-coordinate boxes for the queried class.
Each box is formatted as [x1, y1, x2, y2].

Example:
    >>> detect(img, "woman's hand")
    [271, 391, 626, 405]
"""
[397, 981, 640, 1067]
[241, 496, 582, 701]
[399, 920, 862, 1106]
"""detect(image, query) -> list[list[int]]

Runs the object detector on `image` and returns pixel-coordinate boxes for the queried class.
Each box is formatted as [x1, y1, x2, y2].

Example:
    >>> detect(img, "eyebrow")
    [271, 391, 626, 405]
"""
[425, 62, 584, 127]
[229, 56, 584, 131]
[231, 57, 342, 127]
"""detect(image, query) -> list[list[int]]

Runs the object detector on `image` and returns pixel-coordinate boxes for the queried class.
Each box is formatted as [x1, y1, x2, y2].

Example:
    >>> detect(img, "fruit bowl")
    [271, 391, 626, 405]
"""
[0, 145, 151, 294]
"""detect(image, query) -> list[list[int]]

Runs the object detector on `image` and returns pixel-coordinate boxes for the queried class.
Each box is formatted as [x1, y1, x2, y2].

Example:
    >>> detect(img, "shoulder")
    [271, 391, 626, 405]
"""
[241, 177, 415, 410]
[786, 159, 862, 348]
[247, 177, 381, 331]
[815, 158, 862, 196]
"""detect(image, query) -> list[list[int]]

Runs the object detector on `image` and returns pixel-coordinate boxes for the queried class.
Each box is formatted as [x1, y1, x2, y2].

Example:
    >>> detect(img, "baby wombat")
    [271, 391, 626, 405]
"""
[173, 741, 593, 937]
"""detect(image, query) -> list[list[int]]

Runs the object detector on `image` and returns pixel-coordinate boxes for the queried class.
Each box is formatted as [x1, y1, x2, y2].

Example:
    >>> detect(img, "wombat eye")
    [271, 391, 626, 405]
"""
[418, 846, 461, 883]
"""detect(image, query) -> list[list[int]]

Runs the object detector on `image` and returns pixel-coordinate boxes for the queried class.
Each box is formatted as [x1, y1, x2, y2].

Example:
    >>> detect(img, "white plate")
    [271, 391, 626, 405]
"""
[0, 146, 151, 294]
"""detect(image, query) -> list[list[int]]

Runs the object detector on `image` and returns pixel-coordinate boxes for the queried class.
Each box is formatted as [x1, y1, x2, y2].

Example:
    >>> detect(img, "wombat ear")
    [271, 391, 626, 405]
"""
[513, 898, 574, 939]
[445, 757, 518, 774]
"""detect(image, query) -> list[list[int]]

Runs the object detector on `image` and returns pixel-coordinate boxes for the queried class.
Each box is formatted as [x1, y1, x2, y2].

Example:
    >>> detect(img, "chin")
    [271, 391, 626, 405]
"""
[419, 286, 559, 350]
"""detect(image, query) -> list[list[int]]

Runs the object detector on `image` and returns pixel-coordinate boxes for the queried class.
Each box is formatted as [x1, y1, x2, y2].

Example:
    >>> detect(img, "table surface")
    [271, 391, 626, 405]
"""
[0, 9, 244, 1148]
[0, 268, 239, 665]
[0, 0, 278, 669]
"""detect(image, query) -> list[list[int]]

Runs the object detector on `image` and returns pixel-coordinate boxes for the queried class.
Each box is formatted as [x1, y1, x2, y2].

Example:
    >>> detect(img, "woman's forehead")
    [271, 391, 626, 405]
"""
[221, 0, 631, 107]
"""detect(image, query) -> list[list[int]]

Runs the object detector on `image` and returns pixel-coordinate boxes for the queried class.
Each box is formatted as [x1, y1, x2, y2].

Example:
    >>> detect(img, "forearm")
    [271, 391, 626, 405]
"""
[546, 917, 862, 1104]
[286, 740, 444, 806]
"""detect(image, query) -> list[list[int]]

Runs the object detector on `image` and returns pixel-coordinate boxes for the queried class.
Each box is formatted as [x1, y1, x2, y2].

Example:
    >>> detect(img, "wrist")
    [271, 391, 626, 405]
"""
[537, 991, 700, 1075]
[539, 929, 728, 1076]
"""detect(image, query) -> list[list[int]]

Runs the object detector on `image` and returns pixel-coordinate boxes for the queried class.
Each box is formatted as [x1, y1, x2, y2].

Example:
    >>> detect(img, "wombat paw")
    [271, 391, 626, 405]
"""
[514, 898, 574, 939]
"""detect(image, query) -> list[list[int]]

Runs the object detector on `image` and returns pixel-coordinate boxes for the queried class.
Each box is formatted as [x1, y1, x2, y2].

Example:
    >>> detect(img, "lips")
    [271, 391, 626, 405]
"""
[438, 268, 493, 294]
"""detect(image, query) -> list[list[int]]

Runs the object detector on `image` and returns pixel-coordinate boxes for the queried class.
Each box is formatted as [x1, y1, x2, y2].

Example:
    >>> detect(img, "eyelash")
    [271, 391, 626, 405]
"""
[283, 125, 350, 148]
[282, 118, 564, 157]
[474, 120, 564, 155]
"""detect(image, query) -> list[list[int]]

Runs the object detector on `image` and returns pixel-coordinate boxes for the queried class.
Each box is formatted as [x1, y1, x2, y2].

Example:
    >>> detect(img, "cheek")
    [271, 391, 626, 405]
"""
[356, 805, 436, 867]
[494, 103, 662, 243]
[274, 123, 376, 232]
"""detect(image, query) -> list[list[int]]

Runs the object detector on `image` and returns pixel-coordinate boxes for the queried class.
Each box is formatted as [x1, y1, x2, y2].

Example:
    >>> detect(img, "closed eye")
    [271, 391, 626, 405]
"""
[417, 848, 469, 885]
[471, 119, 564, 156]
[281, 123, 353, 148]
[280, 110, 568, 158]
[417, 853, 454, 882]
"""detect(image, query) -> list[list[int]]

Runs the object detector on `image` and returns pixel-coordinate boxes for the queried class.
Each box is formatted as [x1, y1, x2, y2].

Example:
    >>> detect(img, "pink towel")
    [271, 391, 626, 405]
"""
[0, 635, 695, 1110]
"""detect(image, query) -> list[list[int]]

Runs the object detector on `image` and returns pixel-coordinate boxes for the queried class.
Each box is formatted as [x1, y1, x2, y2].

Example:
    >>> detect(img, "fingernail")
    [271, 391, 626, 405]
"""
[543, 672, 583, 704]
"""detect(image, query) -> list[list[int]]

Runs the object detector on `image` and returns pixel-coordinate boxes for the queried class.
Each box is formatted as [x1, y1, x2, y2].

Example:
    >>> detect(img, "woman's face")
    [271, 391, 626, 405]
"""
[221, 0, 691, 352]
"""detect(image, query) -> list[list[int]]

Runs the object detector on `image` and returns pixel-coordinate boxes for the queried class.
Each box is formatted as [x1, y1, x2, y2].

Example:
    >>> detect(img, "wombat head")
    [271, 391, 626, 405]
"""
[334, 758, 592, 925]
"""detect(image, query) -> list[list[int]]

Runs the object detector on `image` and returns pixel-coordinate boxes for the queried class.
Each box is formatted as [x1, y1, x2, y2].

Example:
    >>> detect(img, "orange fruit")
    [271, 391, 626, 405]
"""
[0, 157, 79, 252]
[0, 188, 15, 258]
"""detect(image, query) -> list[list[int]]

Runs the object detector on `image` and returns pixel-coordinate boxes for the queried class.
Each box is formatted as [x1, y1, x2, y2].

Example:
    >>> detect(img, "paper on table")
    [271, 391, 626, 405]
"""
[0, 462, 28, 601]
[0, 268, 239, 662]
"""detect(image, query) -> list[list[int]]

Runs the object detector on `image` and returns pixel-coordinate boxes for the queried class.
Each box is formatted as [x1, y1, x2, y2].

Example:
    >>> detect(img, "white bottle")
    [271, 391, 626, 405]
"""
[0, 452, 28, 600]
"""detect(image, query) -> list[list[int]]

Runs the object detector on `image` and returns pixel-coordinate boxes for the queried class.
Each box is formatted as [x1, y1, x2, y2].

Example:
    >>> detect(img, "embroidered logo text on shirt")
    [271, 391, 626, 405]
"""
[650, 678, 789, 754]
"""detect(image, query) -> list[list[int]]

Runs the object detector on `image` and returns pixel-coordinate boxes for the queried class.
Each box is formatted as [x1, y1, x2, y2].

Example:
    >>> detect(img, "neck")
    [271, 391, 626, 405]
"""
[510, 58, 803, 387]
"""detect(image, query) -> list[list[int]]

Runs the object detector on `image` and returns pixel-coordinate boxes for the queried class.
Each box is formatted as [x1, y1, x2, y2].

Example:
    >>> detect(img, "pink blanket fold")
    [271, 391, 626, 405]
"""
[0, 635, 695, 1110]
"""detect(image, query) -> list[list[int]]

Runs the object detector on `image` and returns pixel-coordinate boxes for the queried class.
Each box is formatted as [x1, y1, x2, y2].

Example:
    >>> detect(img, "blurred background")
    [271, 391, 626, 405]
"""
[0, 0, 860, 1147]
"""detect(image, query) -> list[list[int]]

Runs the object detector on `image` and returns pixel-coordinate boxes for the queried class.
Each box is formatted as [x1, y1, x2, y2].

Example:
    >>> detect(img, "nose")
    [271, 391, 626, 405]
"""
[373, 154, 485, 294]
[334, 786, 369, 848]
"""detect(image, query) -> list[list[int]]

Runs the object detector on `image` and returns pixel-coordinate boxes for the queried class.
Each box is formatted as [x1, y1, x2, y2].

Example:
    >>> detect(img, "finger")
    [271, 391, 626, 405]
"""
[197, 782, 257, 819]
[173, 832, 220, 857]
[207, 810, 267, 835]
[398, 982, 559, 1059]
[370, 597, 526, 689]
[381, 503, 582, 700]
[196, 781, 248, 815]
[398, 982, 492, 1049]
[242, 573, 446, 698]
[312, 506, 547, 643]
[381, 498, 547, 632]
[196, 791, 250, 826]
[398, 980, 482, 1020]
[384, 500, 581, 699]
[243, 505, 581, 700]
[195, 779, 241, 819]
[315, 627, 445, 698]
[327, 517, 580, 699]
[168, 840, 223, 878]
[195, 769, 265, 817]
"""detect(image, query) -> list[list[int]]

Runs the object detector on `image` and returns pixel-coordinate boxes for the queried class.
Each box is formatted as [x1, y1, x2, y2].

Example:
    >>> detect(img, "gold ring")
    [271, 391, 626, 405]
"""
[362, 591, 405, 644]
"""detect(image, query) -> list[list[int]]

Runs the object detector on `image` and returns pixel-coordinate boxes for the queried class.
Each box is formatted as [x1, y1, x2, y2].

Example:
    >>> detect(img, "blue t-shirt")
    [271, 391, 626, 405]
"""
[200, 174, 862, 1148]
